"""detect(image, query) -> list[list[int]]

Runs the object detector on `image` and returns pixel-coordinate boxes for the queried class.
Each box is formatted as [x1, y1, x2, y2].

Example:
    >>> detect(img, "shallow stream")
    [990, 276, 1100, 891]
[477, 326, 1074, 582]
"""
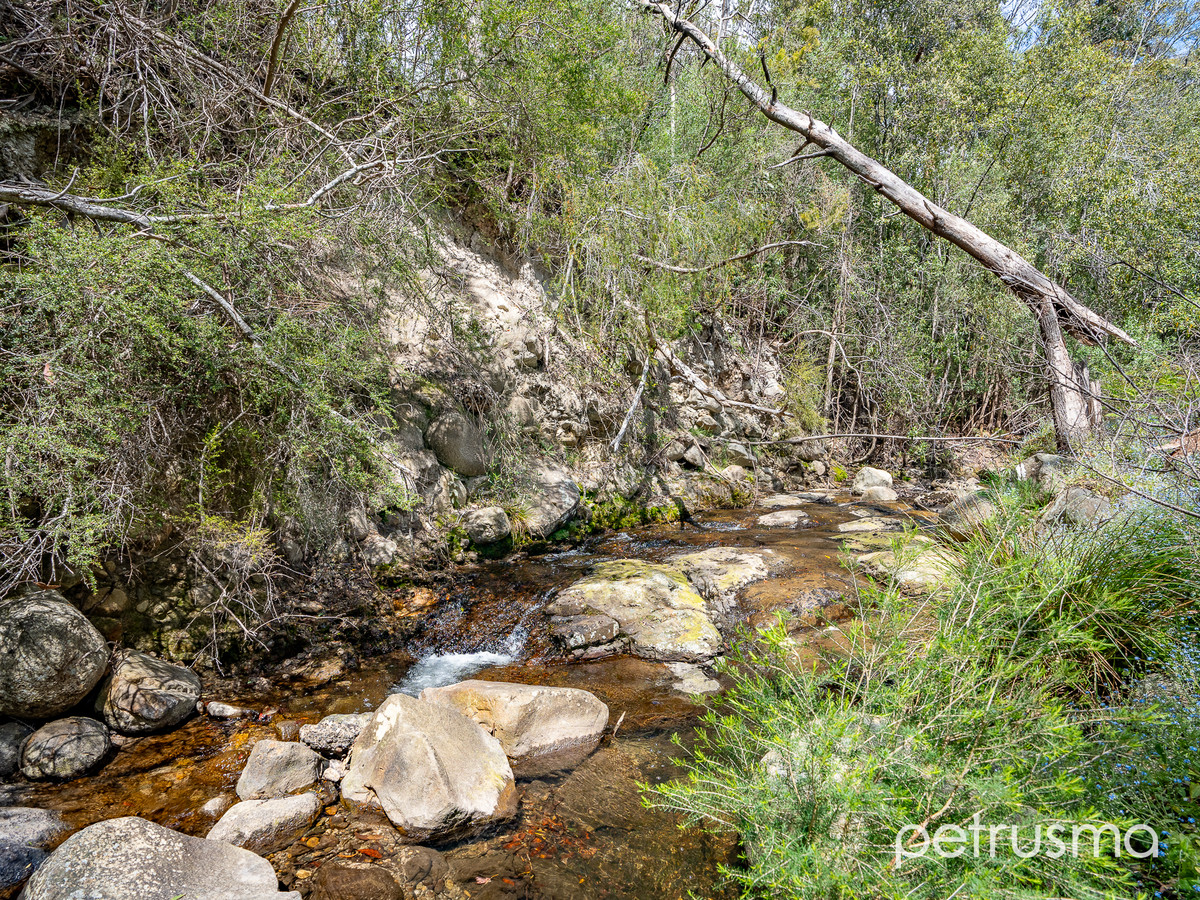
[3, 493, 915, 899]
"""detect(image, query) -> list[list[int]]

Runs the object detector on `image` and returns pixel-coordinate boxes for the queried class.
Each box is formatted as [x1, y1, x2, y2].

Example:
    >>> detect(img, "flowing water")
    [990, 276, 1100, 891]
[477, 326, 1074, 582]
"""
[1, 491, 920, 899]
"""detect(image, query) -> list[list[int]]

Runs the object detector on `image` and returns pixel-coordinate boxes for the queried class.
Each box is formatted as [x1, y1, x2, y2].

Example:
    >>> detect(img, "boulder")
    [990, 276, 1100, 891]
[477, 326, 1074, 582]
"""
[668, 548, 789, 617]
[96, 650, 202, 735]
[1042, 486, 1114, 527]
[207, 793, 321, 855]
[236, 740, 321, 800]
[681, 444, 706, 469]
[299, 713, 373, 758]
[426, 409, 488, 477]
[724, 442, 755, 467]
[666, 662, 722, 695]
[21, 717, 110, 780]
[0, 807, 66, 889]
[940, 494, 998, 541]
[860, 485, 899, 503]
[340, 693, 517, 842]
[22, 816, 300, 900]
[361, 533, 399, 567]
[0, 591, 109, 718]
[549, 615, 619, 651]
[523, 467, 580, 539]
[850, 467, 893, 494]
[462, 507, 511, 545]
[857, 546, 959, 594]
[420, 680, 609, 776]
[309, 862, 403, 900]
[836, 516, 904, 534]
[550, 560, 721, 661]
[0, 721, 32, 779]
[1014, 452, 1067, 494]
[756, 509, 811, 528]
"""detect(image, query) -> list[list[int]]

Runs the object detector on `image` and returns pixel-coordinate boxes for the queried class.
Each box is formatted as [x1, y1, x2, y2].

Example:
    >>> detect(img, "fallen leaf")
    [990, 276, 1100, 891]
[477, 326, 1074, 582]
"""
[358, 847, 383, 859]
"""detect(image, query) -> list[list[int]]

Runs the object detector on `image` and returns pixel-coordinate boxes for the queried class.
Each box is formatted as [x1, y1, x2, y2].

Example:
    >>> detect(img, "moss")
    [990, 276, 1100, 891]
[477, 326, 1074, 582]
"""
[587, 496, 679, 530]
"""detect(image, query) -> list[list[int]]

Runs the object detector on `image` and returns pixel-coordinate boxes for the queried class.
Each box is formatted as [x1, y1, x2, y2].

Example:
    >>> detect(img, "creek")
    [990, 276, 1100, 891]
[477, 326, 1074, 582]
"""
[2, 493, 914, 900]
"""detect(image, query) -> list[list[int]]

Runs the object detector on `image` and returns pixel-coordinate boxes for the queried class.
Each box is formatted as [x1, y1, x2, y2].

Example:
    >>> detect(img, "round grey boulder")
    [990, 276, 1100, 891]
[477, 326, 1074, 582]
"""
[462, 507, 511, 545]
[299, 713, 371, 758]
[207, 793, 321, 855]
[96, 650, 202, 735]
[21, 717, 110, 780]
[426, 409, 488, 477]
[0, 592, 109, 718]
[21, 816, 300, 900]
[235, 739, 321, 800]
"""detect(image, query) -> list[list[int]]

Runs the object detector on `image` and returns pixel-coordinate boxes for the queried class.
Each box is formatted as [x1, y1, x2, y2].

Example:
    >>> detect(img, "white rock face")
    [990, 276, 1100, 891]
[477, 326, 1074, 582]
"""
[340, 693, 517, 842]
[420, 680, 609, 776]
[850, 467, 893, 494]
[551, 560, 721, 661]
[207, 793, 321, 855]
[859, 486, 898, 503]
[22, 816, 300, 900]
[235, 740, 321, 801]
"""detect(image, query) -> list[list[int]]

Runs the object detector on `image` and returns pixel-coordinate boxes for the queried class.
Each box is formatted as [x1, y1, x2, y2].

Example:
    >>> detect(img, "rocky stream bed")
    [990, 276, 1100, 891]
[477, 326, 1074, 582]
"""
[0, 462, 1102, 900]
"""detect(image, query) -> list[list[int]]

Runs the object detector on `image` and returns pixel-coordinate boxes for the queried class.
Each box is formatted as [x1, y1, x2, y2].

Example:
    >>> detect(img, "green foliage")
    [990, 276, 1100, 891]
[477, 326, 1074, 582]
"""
[651, 495, 1200, 898]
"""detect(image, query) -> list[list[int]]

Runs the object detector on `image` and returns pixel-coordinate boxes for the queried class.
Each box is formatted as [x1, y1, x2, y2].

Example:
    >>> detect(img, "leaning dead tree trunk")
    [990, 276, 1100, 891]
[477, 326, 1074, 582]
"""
[635, 1, 1134, 449]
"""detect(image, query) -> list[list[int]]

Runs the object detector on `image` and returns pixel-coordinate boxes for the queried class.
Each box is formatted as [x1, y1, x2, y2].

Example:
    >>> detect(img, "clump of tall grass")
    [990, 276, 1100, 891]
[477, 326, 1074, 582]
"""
[650, 492, 1200, 899]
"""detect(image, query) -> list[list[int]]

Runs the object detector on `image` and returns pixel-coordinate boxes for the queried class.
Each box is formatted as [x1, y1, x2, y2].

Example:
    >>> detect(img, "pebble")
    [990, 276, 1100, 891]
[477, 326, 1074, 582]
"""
[203, 701, 254, 719]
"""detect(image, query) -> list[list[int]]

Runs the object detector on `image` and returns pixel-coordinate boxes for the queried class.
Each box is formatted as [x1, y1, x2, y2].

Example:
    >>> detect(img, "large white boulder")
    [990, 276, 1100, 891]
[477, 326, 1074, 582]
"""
[420, 680, 609, 776]
[340, 693, 517, 842]
[850, 467, 893, 494]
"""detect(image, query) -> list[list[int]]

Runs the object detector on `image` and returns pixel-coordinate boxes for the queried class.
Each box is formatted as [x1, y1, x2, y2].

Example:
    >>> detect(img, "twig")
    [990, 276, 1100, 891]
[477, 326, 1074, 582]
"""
[636, 239, 820, 275]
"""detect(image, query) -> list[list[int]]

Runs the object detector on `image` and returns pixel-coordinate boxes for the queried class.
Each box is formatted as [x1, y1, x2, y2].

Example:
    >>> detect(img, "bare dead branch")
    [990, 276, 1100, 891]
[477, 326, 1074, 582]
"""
[637, 239, 821, 274]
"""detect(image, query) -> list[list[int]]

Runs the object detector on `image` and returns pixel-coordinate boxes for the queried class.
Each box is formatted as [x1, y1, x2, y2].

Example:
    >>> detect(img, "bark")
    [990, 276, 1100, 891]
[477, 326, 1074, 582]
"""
[634, 1, 1130, 447]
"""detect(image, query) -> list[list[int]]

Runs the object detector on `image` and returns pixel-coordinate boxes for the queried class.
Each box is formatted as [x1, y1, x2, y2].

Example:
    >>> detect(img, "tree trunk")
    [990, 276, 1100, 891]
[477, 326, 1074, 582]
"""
[634, 0, 1133, 448]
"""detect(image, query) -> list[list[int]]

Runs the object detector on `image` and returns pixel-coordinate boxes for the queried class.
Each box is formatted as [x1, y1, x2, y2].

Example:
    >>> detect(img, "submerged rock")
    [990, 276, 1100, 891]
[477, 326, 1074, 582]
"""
[420, 680, 609, 776]
[666, 662, 721, 695]
[235, 740, 321, 800]
[207, 793, 321, 855]
[23, 816, 300, 899]
[551, 560, 721, 661]
[341, 693, 517, 842]
[755, 509, 812, 528]
[96, 650, 202, 735]
[21, 717, 110, 780]
[850, 467, 892, 494]
[0, 591, 109, 719]
[299, 713, 373, 758]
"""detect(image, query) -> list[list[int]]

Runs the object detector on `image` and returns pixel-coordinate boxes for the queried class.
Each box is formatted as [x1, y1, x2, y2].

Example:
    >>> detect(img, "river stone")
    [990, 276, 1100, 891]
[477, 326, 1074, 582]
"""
[850, 467, 893, 494]
[0, 807, 66, 892]
[426, 409, 488, 477]
[860, 485, 899, 503]
[0, 839, 46, 891]
[550, 560, 721, 662]
[341, 693, 517, 842]
[1042, 485, 1114, 527]
[940, 494, 998, 540]
[21, 717, 110, 780]
[857, 546, 959, 594]
[549, 614, 619, 651]
[22, 816, 300, 900]
[668, 548, 790, 616]
[524, 467, 581, 539]
[309, 862, 403, 900]
[756, 509, 811, 528]
[95, 650, 202, 735]
[420, 680, 609, 776]
[0, 591, 109, 719]
[0, 721, 33, 779]
[836, 516, 904, 534]
[299, 713, 372, 758]
[236, 739, 321, 800]
[462, 506, 511, 545]
[758, 493, 812, 509]
[666, 662, 722, 695]
[207, 793, 321, 855]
